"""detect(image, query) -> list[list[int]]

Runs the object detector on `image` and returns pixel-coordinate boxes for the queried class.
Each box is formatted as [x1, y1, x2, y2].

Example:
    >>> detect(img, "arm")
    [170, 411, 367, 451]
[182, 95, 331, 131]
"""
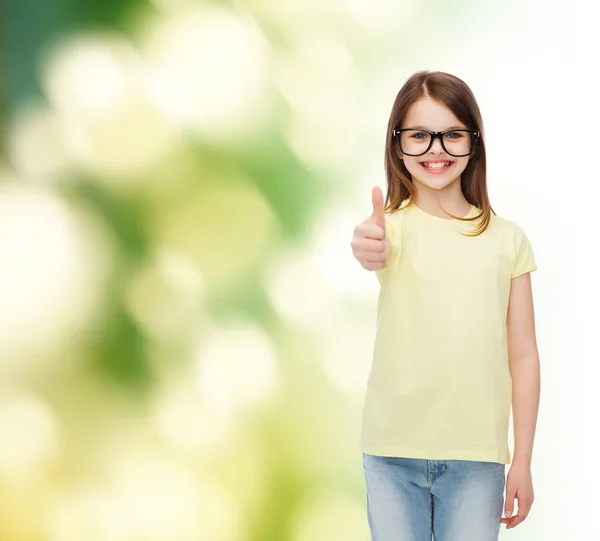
[501, 271, 540, 529]
[507, 271, 540, 466]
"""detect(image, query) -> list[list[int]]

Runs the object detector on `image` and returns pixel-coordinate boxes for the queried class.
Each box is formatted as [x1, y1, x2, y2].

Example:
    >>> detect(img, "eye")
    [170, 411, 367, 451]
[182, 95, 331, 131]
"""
[411, 131, 428, 140]
[445, 131, 465, 140]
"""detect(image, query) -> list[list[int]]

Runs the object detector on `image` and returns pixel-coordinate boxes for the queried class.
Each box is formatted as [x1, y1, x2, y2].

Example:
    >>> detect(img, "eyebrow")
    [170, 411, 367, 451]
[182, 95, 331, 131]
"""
[407, 125, 467, 131]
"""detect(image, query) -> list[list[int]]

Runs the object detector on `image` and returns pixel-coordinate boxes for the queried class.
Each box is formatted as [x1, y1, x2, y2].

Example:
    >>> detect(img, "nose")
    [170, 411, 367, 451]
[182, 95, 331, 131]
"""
[429, 135, 445, 153]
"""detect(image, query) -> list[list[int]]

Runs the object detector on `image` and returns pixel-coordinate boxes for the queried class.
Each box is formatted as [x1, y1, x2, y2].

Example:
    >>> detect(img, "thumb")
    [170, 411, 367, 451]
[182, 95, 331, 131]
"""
[369, 186, 386, 229]
[504, 488, 516, 518]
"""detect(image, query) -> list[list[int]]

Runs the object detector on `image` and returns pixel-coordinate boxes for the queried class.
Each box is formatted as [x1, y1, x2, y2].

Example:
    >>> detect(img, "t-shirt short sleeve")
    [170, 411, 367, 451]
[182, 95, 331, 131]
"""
[511, 224, 537, 279]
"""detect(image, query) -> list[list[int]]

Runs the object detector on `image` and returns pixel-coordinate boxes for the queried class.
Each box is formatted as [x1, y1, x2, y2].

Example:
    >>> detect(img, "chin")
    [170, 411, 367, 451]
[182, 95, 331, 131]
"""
[413, 175, 461, 191]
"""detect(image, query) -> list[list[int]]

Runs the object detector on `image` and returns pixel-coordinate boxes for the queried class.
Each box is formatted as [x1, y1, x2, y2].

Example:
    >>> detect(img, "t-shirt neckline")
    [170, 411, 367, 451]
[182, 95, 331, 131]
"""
[408, 200, 477, 224]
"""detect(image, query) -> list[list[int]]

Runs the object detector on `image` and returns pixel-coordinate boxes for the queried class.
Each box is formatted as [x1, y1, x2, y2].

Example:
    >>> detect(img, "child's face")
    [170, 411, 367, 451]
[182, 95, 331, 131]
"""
[399, 97, 472, 192]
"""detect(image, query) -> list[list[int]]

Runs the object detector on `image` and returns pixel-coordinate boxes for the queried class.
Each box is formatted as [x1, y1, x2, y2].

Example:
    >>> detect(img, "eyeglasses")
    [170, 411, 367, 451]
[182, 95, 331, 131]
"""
[392, 128, 480, 157]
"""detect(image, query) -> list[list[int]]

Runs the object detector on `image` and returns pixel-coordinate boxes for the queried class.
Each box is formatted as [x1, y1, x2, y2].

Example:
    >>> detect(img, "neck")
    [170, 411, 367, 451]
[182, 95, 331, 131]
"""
[412, 178, 471, 219]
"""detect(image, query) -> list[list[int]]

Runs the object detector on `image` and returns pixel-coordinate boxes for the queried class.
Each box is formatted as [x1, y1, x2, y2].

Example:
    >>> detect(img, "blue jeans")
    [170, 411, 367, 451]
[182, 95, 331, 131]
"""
[362, 453, 506, 541]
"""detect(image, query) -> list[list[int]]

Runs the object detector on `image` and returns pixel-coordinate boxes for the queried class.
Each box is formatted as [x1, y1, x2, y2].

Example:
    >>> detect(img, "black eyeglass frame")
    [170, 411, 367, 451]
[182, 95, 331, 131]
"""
[392, 128, 480, 157]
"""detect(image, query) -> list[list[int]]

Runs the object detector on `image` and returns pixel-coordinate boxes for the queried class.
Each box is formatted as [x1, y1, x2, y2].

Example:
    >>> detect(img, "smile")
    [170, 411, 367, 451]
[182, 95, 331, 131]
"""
[420, 161, 454, 169]
[420, 162, 454, 174]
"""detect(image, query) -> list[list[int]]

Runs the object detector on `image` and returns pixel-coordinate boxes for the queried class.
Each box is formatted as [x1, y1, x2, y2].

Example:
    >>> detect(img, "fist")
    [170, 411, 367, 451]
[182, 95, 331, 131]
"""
[351, 186, 390, 271]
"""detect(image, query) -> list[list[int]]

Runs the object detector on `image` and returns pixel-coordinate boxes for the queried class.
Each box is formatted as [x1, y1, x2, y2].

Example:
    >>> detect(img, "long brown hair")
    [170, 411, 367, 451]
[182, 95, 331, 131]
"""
[384, 70, 494, 236]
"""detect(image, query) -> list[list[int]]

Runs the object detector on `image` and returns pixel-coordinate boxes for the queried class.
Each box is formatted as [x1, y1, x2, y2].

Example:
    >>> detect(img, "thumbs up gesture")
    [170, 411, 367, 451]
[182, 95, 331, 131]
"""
[351, 187, 390, 271]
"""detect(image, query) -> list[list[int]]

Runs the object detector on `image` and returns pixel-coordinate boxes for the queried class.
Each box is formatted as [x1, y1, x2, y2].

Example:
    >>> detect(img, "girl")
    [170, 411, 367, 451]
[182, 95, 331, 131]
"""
[350, 71, 540, 541]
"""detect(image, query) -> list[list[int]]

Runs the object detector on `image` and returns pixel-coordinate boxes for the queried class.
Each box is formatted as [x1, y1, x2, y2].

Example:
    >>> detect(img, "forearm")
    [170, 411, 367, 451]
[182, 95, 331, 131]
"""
[510, 355, 541, 465]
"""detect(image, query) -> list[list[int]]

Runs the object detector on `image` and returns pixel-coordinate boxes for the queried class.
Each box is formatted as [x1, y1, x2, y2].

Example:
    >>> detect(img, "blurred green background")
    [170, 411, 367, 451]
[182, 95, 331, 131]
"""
[0, 0, 565, 540]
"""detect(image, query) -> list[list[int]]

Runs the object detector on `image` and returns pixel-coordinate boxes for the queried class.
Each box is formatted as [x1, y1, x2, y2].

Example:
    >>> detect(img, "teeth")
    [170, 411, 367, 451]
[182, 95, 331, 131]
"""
[422, 162, 451, 169]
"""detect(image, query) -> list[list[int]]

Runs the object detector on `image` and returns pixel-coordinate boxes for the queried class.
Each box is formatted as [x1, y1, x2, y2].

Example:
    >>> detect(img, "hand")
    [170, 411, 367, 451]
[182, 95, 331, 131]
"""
[500, 460, 535, 529]
[351, 187, 390, 271]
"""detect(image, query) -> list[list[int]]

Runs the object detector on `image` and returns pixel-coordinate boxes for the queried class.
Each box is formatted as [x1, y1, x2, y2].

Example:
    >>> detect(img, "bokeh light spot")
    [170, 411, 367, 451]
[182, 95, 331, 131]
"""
[0, 392, 61, 478]
[196, 322, 282, 415]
